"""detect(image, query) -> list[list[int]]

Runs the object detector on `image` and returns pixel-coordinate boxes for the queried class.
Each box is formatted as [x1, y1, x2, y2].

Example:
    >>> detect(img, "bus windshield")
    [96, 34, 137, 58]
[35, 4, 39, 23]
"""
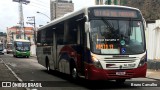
[90, 19, 145, 55]
[15, 42, 30, 51]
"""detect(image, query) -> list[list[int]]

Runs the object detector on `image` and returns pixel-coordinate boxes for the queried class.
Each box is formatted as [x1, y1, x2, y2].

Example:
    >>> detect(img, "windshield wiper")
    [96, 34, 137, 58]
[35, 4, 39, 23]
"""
[101, 18, 116, 32]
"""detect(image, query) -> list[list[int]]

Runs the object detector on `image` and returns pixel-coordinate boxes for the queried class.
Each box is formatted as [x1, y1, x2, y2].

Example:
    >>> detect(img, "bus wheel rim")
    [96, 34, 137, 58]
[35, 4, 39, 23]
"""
[47, 62, 50, 71]
[72, 68, 77, 78]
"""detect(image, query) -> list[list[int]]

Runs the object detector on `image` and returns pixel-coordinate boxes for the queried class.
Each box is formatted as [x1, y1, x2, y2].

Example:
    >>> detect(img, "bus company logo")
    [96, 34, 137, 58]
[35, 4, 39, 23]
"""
[119, 65, 123, 69]
[2, 82, 11, 87]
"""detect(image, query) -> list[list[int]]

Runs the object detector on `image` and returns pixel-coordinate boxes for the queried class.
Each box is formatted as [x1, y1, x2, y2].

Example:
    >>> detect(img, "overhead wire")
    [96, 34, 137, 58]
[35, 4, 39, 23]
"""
[26, 0, 50, 11]
[30, 1, 50, 8]
[27, 4, 49, 11]
[32, 0, 49, 5]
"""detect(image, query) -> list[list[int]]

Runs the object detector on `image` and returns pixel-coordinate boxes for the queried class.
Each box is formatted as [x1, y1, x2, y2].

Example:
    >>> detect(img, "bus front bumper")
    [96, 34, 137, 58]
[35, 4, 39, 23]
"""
[84, 63, 147, 80]
[16, 51, 30, 57]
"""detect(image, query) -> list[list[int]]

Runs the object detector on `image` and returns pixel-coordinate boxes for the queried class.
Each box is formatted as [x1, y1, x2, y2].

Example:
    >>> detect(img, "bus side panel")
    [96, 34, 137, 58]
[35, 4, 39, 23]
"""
[36, 47, 46, 67]
[57, 45, 86, 75]
[43, 46, 56, 70]
[57, 45, 70, 74]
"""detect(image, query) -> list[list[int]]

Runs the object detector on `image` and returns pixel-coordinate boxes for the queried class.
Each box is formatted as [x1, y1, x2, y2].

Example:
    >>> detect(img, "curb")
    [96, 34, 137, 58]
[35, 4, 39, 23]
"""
[146, 77, 160, 81]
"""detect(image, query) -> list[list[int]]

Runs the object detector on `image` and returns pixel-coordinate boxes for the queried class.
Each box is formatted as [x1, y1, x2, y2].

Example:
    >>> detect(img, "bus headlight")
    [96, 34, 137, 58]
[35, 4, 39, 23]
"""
[138, 55, 147, 67]
[16, 50, 20, 54]
[92, 56, 102, 68]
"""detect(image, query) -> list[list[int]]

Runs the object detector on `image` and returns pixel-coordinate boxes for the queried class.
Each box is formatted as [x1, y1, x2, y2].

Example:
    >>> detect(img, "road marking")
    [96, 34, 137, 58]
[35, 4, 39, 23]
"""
[0, 58, 30, 90]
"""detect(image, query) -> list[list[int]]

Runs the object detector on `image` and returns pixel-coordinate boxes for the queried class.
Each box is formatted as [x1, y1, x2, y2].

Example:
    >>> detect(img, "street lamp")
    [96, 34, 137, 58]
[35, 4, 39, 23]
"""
[36, 11, 51, 21]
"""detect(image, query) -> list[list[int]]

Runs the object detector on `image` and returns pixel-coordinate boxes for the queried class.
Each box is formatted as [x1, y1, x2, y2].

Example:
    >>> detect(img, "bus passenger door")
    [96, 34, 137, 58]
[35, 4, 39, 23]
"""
[51, 30, 57, 70]
[77, 20, 86, 75]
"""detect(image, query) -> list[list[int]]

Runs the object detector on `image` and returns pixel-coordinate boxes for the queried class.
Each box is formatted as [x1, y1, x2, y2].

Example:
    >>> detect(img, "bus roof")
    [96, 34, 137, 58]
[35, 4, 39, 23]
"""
[14, 39, 30, 42]
[38, 5, 140, 31]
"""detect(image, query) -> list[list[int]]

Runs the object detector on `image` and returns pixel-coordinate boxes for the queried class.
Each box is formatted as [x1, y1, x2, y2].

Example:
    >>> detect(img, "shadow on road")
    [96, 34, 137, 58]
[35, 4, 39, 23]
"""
[41, 70, 138, 89]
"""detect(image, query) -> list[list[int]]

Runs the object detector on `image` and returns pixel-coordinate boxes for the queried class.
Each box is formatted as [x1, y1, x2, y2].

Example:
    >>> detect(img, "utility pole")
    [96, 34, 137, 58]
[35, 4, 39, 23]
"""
[13, 0, 30, 39]
[26, 16, 36, 44]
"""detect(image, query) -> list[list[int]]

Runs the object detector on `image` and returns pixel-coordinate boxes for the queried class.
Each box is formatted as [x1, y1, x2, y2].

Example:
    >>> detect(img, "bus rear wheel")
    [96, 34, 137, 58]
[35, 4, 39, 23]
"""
[46, 60, 51, 72]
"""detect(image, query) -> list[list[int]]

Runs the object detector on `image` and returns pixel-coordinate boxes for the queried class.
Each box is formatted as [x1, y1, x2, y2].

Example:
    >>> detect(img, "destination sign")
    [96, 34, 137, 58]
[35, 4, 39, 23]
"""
[93, 9, 138, 18]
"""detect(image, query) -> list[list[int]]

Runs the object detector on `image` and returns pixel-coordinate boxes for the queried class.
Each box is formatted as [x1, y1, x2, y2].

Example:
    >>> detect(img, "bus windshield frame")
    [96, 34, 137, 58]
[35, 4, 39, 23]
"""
[89, 18, 145, 55]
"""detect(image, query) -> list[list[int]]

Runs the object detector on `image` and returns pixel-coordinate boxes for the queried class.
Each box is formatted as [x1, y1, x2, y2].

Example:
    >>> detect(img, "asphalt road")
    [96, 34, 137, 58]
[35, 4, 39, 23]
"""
[0, 54, 160, 90]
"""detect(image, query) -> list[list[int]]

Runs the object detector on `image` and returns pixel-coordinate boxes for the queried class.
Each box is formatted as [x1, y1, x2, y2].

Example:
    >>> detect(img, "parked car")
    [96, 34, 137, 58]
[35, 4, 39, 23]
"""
[0, 44, 4, 55]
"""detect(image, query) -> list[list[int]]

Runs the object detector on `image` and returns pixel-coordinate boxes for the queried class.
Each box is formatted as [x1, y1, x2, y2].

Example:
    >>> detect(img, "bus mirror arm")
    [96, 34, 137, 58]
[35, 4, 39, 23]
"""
[85, 22, 90, 32]
[143, 18, 147, 31]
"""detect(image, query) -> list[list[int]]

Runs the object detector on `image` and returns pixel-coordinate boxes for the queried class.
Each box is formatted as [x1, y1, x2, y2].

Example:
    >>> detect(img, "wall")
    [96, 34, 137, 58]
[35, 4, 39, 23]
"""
[146, 20, 160, 60]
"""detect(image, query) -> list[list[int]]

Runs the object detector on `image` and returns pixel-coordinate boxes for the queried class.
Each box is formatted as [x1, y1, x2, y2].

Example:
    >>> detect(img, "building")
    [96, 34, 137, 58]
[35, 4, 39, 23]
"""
[50, 0, 74, 20]
[7, 26, 36, 55]
[7, 26, 34, 44]
[95, 0, 126, 5]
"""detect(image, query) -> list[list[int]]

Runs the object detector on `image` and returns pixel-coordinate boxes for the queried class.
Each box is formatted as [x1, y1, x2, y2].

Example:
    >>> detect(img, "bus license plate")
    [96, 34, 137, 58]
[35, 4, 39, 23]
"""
[116, 72, 126, 75]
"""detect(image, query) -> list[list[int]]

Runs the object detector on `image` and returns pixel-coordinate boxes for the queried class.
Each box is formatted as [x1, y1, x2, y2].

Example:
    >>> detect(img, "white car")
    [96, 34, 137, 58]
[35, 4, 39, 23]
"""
[3, 49, 7, 53]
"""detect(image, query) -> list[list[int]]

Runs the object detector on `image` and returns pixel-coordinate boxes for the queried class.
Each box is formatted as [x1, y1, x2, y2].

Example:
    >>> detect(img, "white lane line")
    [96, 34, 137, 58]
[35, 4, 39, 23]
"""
[0, 58, 23, 82]
[0, 58, 30, 90]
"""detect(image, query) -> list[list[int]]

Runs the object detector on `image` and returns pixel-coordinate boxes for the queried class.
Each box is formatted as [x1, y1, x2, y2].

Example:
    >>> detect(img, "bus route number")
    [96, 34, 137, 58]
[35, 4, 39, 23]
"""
[96, 44, 114, 49]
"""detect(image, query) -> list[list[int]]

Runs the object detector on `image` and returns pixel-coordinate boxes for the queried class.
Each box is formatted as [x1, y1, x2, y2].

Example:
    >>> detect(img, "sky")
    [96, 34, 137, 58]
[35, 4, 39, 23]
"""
[0, 0, 95, 33]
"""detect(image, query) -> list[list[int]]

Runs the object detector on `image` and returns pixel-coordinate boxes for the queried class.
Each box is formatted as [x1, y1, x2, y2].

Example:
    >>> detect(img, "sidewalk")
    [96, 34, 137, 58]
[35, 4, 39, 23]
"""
[30, 54, 37, 58]
[146, 69, 160, 80]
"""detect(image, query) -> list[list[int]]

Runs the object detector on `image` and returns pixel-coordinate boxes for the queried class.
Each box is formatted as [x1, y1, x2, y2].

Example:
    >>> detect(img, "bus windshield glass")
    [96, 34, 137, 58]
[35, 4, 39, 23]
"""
[15, 42, 30, 51]
[90, 19, 145, 55]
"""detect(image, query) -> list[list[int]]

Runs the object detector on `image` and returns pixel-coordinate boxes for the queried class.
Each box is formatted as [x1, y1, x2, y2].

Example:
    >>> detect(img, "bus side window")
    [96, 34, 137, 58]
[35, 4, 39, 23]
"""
[46, 28, 54, 46]
[65, 20, 78, 44]
[37, 30, 42, 47]
[56, 23, 64, 45]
